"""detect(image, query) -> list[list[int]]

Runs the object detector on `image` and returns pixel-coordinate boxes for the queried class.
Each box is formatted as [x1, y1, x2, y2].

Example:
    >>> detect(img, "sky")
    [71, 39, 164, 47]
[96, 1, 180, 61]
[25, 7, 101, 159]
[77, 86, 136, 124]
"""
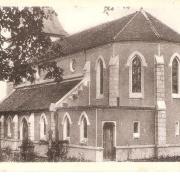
[0, 0, 180, 100]
[52, 0, 180, 35]
[1, 0, 180, 34]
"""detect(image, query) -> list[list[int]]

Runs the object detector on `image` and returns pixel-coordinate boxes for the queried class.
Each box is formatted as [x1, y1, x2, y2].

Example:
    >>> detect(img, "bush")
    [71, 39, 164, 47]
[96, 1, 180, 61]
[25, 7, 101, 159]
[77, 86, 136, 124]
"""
[19, 139, 35, 162]
[39, 140, 48, 145]
[0, 147, 10, 161]
[0, 141, 90, 162]
[47, 140, 69, 162]
[0, 146, 19, 162]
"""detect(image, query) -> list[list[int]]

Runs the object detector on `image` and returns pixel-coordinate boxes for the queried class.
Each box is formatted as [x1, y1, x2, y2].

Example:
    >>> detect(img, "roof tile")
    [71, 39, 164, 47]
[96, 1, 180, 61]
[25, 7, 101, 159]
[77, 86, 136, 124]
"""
[57, 10, 180, 56]
[0, 80, 81, 112]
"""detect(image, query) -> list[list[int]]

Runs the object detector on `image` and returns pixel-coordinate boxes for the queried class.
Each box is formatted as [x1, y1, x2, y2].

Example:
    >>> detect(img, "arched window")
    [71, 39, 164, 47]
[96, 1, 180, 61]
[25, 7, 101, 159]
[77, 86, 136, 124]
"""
[21, 118, 28, 141]
[132, 56, 141, 93]
[82, 116, 88, 138]
[172, 57, 179, 94]
[79, 112, 90, 143]
[62, 113, 72, 140]
[0, 116, 4, 138]
[127, 51, 147, 99]
[40, 113, 48, 140]
[96, 57, 106, 98]
[5, 116, 13, 138]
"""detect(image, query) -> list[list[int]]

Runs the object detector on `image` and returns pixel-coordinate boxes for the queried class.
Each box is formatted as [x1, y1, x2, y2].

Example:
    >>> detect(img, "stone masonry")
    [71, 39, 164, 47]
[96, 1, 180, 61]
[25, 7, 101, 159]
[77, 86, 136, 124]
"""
[109, 55, 120, 106]
[155, 55, 167, 157]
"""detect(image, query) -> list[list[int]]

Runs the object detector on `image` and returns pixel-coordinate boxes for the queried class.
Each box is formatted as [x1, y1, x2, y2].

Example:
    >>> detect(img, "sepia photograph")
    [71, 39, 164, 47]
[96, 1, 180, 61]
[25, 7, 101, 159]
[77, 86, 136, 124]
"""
[1, 0, 180, 170]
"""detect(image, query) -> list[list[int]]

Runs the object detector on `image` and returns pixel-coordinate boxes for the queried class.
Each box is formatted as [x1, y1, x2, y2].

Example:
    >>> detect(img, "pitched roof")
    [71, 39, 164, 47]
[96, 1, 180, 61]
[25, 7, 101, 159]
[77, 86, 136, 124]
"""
[0, 80, 81, 112]
[57, 10, 180, 56]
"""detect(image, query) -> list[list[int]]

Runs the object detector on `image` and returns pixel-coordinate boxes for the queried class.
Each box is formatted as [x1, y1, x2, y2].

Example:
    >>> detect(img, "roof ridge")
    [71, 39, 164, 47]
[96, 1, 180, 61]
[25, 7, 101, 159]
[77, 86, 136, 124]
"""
[113, 11, 140, 40]
[140, 10, 161, 38]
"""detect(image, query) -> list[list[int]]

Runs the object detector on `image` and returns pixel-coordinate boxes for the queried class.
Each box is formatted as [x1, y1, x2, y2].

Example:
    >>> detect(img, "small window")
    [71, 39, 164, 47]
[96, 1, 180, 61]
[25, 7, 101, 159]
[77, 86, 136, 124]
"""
[175, 121, 179, 136]
[70, 59, 76, 72]
[133, 121, 140, 139]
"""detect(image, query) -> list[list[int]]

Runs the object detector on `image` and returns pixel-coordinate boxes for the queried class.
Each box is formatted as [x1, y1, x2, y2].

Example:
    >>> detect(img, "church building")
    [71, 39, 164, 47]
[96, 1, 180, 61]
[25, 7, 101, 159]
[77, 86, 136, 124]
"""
[0, 9, 180, 161]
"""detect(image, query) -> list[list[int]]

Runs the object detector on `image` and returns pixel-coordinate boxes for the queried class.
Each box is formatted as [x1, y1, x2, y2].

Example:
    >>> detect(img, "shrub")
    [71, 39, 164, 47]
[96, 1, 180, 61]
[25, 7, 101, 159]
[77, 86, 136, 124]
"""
[19, 139, 35, 162]
[47, 140, 69, 162]
[39, 140, 48, 145]
[0, 146, 16, 162]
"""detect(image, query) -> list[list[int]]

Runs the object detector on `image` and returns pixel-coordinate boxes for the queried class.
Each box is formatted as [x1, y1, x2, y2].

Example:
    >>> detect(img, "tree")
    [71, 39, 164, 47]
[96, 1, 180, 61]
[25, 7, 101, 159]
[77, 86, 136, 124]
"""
[0, 7, 63, 85]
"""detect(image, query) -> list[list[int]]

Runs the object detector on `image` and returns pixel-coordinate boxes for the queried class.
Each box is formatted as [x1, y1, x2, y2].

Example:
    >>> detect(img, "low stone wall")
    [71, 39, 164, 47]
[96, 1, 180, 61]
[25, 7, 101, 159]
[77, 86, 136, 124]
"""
[68, 145, 103, 161]
[33, 142, 104, 161]
[157, 145, 180, 158]
[34, 143, 48, 157]
[116, 145, 155, 161]
[2, 139, 180, 161]
[34, 143, 104, 161]
[0, 139, 103, 161]
[0, 139, 21, 151]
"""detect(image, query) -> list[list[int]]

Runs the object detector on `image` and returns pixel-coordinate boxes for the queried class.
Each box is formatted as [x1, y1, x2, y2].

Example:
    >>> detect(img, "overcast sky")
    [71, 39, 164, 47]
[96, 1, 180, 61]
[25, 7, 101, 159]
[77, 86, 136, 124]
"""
[53, 1, 180, 35]
[2, 0, 180, 35]
[1, 0, 180, 100]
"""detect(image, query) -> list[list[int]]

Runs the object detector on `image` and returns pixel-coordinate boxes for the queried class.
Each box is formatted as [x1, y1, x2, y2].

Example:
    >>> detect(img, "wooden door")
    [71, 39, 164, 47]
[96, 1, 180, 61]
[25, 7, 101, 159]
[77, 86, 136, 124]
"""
[103, 122, 114, 160]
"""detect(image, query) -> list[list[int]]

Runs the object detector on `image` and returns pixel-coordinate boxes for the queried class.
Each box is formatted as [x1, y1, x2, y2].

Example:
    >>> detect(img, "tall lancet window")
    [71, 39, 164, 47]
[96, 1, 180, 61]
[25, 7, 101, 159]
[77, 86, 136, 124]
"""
[61, 112, 72, 141]
[79, 112, 90, 144]
[132, 56, 141, 93]
[5, 116, 13, 138]
[99, 60, 104, 94]
[96, 57, 105, 98]
[172, 57, 179, 94]
[40, 113, 48, 140]
[62, 114, 71, 140]
[127, 51, 147, 99]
